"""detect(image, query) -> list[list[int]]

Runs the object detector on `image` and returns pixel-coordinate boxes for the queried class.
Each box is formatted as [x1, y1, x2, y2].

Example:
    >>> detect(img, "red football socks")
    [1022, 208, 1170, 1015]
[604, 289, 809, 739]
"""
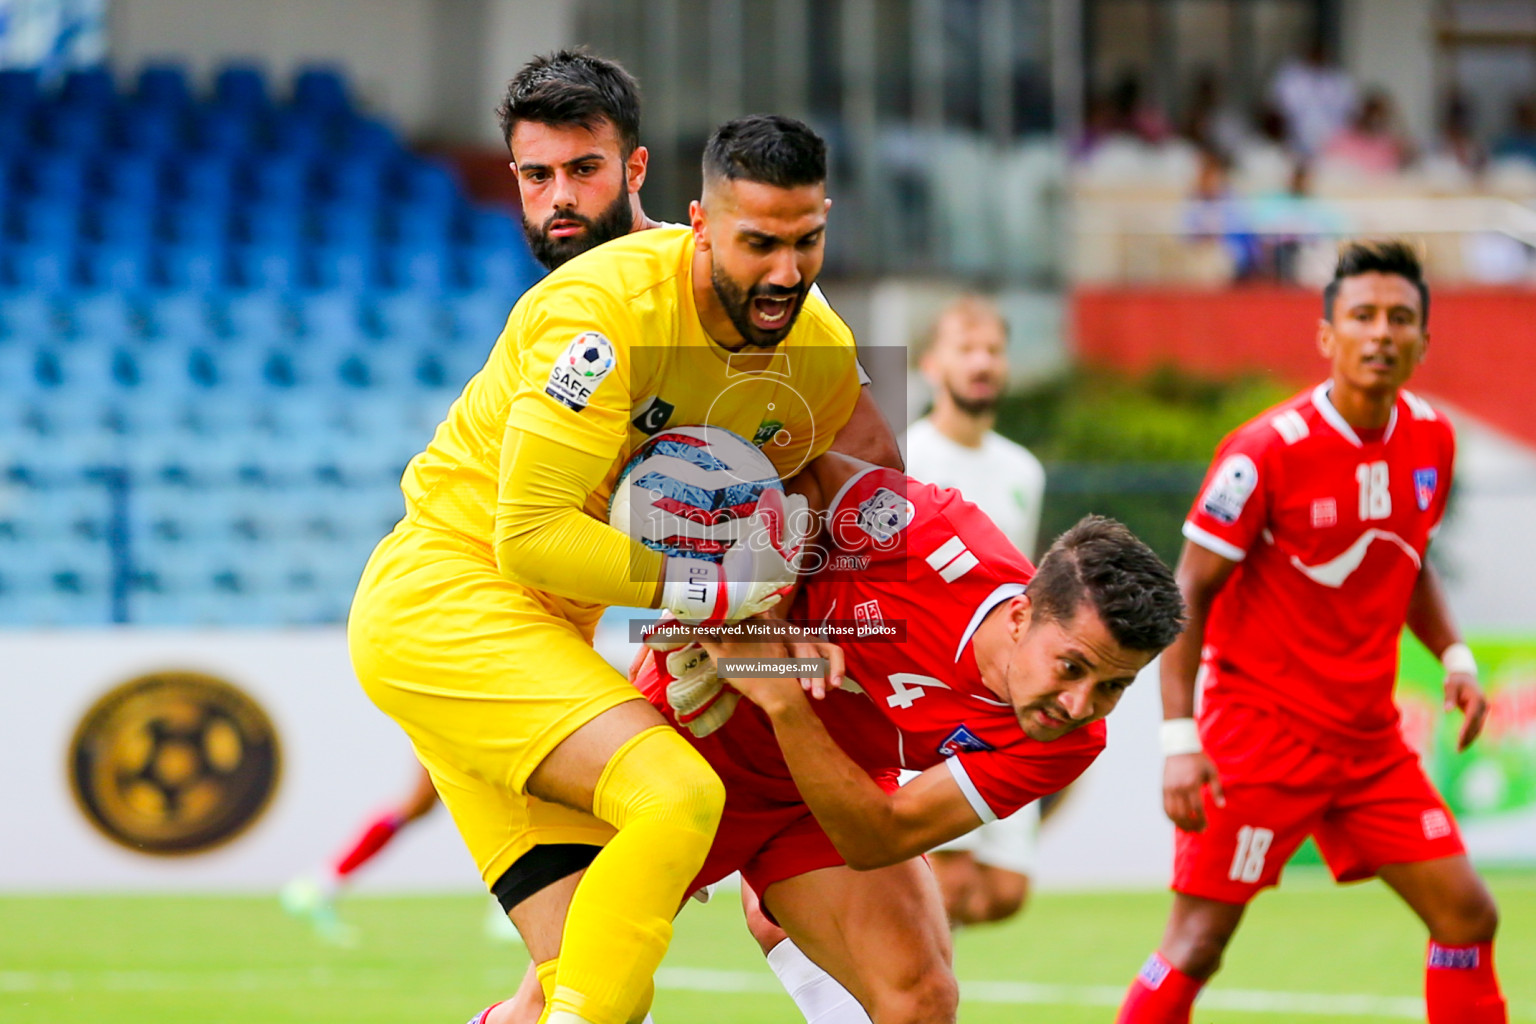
[1426, 941, 1507, 1024]
[1116, 952, 1204, 1024]
[333, 810, 406, 878]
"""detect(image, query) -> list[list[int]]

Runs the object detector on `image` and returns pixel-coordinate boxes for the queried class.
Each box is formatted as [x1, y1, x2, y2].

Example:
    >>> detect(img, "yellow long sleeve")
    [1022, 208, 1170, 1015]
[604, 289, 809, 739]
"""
[494, 427, 663, 608]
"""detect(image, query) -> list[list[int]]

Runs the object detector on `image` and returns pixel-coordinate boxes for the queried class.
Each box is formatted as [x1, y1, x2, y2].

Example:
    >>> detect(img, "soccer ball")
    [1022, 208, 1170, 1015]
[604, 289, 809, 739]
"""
[568, 334, 614, 378]
[608, 425, 784, 562]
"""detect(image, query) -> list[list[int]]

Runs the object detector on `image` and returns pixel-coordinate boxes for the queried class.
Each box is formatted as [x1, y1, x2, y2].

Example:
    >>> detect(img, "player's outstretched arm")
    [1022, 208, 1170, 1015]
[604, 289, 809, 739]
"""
[1406, 561, 1489, 751]
[1161, 540, 1237, 832]
[707, 648, 983, 869]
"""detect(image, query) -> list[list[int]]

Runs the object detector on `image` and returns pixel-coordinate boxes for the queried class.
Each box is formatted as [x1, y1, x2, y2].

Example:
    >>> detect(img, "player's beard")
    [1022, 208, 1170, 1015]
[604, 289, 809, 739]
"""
[945, 382, 999, 418]
[523, 187, 634, 271]
[710, 264, 809, 350]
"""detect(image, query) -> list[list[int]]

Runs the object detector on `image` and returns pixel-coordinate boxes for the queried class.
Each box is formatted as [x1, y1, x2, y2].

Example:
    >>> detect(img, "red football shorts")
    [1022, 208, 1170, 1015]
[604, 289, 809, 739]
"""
[1174, 701, 1465, 904]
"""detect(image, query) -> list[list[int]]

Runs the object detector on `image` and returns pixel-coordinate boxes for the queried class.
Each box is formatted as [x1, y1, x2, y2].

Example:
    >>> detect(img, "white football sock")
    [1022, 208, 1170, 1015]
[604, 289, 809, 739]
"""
[765, 938, 872, 1024]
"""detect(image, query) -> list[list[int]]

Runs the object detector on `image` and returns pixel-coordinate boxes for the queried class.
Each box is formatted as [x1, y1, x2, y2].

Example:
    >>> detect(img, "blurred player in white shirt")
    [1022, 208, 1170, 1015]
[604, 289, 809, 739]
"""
[907, 294, 1048, 925]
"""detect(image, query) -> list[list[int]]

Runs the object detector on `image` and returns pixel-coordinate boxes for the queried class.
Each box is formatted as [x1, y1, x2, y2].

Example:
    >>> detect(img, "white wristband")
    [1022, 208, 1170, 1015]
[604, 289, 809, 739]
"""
[1442, 642, 1477, 678]
[1160, 718, 1202, 757]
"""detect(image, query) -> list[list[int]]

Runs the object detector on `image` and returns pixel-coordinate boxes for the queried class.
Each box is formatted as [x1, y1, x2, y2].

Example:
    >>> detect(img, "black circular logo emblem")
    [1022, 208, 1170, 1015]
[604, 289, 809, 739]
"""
[69, 671, 281, 855]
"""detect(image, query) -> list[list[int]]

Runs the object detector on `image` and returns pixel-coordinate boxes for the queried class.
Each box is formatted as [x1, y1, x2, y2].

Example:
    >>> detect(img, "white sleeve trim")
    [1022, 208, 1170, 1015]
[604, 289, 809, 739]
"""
[856, 359, 871, 386]
[826, 465, 882, 519]
[945, 756, 998, 824]
[1182, 521, 1248, 562]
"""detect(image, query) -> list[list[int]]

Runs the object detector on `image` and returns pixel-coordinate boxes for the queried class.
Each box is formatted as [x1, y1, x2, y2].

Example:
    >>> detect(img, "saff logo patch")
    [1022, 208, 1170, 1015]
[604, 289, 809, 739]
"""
[1200, 454, 1258, 525]
[938, 725, 994, 757]
[1414, 468, 1438, 511]
[546, 331, 615, 411]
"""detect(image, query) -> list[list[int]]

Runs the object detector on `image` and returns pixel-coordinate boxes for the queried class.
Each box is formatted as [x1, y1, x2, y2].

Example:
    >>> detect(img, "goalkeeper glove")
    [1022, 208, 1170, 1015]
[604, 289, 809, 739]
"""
[660, 489, 810, 624]
[647, 630, 740, 738]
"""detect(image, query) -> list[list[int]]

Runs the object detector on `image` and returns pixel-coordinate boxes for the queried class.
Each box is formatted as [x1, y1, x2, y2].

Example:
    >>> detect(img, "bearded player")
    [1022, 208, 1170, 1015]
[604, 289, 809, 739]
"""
[1116, 240, 1506, 1023]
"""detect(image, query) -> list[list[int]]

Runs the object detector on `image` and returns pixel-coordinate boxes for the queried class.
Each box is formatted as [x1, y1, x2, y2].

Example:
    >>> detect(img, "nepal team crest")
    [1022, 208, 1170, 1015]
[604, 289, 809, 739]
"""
[938, 725, 994, 757]
[1414, 468, 1438, 511]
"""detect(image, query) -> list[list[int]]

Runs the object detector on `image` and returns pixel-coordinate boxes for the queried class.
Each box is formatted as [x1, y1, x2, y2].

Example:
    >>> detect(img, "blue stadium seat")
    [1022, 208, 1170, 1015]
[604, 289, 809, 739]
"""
[136, 65, 192, 110]
[80, 242, 153, 291]
[155, 241, 229, 291]
[41, 104, 108, 152]
[231, 242, 303, 290]
[339, 119, 400, 161]
[218, 290, 296, 342]
[67, 291, 144, 343]
[320, 158, 388, 206]
[93, 198, 158, 243]
[3, 240, 81, 292]
[446, 289, 512, 343]
[382, 241, 454, 291]
[387, 202, 454, 245]
[296, 290, 369, 345]
[435, 344, 491, 392]
[268, 109, 330, 156]
[173, 153, 239, 206]
[97, 154, 164, 205]
[237, 201, 306, 246]
[60, 67, 116, 109]
[23, 153, 91, 200]
[145, 291, 217, 344]
[459, 242, 542, 295]
[215, 64, 271, 112]
[16, 199, 86, 243]
[312, 200, 378, 247]
[467, 207, 522, 246]
[397, 160, 460, 209]
[0, 69, 41, 111]
[113, 102, 186, 155]
[249, 154, 314, 204]
[293, 66, 352, 115]
[0, 293, 63, 341]
[161, 200, 231, 245]
[371, 291, 447, 342]
[306, 242, 381, 291]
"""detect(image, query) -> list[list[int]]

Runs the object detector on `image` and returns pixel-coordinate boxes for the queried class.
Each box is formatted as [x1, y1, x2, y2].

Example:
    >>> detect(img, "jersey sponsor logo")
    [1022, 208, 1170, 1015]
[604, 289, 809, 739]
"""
[856, 487, 914, 543]
[1200, 454, 1258, 525]
[938, 724, 995, 757]
[1428, 944, 1479, 970]
[1311, 497, 1337, 528]
[853, 598, 884, 635]
[545, 331, 615, 411]
[631, 395, 674, 435]
[752, 420, 785, 447]
[1414, 468, 1438, 511]
[1422, 807, 1452, 840]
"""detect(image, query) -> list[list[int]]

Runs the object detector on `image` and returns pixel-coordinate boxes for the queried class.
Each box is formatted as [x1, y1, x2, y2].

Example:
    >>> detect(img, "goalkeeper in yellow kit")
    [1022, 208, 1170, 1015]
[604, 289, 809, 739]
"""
[349, 115, 872, 1024]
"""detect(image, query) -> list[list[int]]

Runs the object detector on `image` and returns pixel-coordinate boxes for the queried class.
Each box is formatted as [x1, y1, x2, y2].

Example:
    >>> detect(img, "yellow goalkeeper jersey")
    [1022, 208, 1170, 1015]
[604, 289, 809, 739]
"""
[395, 226, 861, 601]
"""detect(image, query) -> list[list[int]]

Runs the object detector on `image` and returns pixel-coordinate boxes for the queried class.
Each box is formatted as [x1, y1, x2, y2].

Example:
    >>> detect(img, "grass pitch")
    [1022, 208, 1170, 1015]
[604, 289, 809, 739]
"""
[2, 870, 1532, 1023]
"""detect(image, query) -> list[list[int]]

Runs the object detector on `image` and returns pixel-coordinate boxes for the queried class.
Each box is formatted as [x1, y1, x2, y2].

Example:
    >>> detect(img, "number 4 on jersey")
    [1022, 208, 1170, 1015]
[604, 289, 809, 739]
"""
[885, 673, 948, 709]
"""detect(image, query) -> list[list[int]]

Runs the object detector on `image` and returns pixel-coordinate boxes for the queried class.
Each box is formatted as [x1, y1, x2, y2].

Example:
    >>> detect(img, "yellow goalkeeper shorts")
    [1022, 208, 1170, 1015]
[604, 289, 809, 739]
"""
[349, 523, 636, 885]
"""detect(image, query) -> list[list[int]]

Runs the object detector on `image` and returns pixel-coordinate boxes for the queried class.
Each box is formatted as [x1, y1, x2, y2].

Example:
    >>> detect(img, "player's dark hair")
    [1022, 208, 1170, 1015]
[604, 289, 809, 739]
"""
[1029, 516, 1186, 653]
[1323, 239, 1430, 327]
[702, 114, 826, 190]
[497, 48, 641, 155]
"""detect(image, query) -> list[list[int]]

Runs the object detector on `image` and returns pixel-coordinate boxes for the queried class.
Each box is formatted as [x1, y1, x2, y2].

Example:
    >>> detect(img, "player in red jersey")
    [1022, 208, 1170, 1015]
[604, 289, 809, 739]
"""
[1117, 240, 1505, 1024]
[634, 454, 1185, 1023]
